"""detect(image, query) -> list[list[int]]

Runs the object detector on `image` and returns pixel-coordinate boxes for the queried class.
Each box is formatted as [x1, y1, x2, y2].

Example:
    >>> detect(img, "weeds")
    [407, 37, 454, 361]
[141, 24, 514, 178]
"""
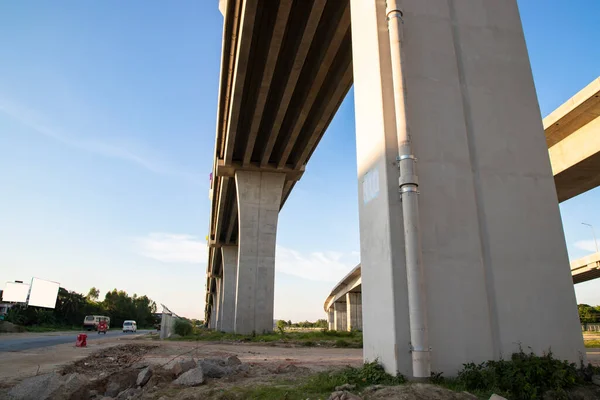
[452, 347, 596, 400]
[217, 361, 404, 400]
[169, 327, 363, 348]
[584, 339, 600, 348]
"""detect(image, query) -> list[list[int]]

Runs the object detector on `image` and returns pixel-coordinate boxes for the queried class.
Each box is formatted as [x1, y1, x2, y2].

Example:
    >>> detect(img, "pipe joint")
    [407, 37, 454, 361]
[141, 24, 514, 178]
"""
[399, 176, 419, 188]
[400, 185, 419, 194]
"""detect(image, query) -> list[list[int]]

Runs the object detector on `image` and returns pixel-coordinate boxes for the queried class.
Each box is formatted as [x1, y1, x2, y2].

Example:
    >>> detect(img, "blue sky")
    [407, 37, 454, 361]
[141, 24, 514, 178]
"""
[0, 1, 598, 320]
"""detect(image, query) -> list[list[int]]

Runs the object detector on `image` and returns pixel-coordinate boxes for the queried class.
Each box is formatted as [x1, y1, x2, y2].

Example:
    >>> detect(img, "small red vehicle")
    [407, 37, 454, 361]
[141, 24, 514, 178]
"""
[97, 320, 108, 334]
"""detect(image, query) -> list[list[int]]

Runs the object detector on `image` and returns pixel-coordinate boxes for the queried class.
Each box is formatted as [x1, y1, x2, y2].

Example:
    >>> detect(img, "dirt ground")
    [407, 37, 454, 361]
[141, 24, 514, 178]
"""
[0, 333, 598, 399]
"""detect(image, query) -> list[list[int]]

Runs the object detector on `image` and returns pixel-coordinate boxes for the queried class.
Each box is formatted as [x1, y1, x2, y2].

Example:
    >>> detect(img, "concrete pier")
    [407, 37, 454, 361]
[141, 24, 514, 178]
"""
[209, 294, 217, 330]
[234, 171, 285, 334]
[333, 302, 347, 332]
[220, 246, 238, 333]
[350, 0, 584, 376]
[327, 308, 335, 331]
[217, 277, 224, 331]
[346, 292, 362, 331]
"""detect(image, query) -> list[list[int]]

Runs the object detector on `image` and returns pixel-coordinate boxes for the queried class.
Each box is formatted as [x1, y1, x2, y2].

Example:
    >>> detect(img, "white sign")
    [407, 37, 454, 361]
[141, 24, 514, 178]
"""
[28, 278, 60, 309]
[363, 167, 380, 204]
[2, 282, 30, 303]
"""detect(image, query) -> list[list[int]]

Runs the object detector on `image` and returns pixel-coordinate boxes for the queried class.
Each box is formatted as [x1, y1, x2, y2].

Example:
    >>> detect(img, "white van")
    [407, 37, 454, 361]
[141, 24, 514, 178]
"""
[122, 320, 137, 333]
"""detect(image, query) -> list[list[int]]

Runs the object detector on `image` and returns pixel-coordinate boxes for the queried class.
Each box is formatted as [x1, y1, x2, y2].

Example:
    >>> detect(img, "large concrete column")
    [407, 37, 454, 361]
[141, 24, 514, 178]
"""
[209, 297, 217, 330]
[213, 278, 221, 330]
[217, 277, 224, 331]
[333, 302, 347, 332]
[235, 171, 285, 334]
[350, 0, 584, 376]
[346, 292, 362, 332]
[220, 246, 238, 333]
[327, 307, 335, 331]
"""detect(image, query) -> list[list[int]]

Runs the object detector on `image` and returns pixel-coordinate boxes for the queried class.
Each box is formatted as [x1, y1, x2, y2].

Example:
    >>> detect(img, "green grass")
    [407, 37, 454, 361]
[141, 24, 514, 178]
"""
[168, 328, 363, 348]
[584, 339, 600, 348]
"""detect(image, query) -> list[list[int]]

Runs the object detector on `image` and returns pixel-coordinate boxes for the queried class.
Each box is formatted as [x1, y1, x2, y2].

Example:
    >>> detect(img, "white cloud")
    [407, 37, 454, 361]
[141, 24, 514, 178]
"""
[0, 98, 200, 182]
[275, 245, 360, 282]
[131, 233, 358, 282]
[574, 240, 599, 253]
[133, 233, 208, 264]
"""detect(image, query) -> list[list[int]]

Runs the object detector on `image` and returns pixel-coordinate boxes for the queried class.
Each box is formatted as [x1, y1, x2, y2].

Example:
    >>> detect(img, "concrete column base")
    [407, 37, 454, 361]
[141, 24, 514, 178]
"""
[234, 171, 285, 334]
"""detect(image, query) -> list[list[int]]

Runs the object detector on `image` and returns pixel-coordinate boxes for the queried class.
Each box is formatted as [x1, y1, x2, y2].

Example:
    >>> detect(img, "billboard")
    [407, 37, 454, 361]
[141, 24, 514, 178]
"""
[2, 282, 30, 303]
[28, 278, 60, 309]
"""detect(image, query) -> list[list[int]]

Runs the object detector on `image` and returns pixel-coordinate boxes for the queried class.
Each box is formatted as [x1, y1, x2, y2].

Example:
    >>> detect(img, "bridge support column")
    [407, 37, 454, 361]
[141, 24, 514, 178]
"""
[346, 292, 362, 332]
[220, 246, 238, 333]
[216, 277, 224, 331]
[327, 307, 335, 331]
[209, 296, 217, 330]
[234, 171, 285, 334]
[333, 302, 347, 331]
[350, 0, 583, 376]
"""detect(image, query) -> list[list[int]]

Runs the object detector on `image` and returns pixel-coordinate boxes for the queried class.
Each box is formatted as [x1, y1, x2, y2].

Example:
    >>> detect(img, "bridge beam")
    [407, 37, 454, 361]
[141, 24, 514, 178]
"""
[234, 170, 285, 334]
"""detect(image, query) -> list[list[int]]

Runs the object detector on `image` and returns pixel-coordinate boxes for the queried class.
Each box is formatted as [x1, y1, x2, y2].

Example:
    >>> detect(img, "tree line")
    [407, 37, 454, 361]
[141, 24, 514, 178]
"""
[5, 287, 158, 328]
[277, 319, 328, 330]
[578, 304, 600, 324]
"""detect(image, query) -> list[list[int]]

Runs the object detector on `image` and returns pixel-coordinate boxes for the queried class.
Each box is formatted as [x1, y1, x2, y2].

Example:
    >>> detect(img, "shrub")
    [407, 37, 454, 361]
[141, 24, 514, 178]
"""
[456, 348, 582, 400]
[338, 360, 406, 387]
[173, 319, 193, 336]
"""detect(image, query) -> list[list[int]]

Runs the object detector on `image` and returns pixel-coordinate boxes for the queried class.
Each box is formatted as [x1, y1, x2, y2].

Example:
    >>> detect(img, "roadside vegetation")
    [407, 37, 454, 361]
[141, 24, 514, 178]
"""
[3, 286, 158, 330]
[216, 361, 404, 400]
[584, 337, 600, 348]
[170, 322, 363, 348]
[214, 350, 600, 400]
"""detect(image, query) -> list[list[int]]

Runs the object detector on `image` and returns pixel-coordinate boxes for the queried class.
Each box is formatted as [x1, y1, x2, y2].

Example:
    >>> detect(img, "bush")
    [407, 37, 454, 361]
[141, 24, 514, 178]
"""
[337, 360, 406, 387]
[456, 348, 583, 400]
[174, 319, 193, 336]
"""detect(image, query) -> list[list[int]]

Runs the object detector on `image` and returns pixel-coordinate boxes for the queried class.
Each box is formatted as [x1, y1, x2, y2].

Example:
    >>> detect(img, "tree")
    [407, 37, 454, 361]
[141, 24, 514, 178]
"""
[87, 287, 100, 302]
[276, 320, 288, 332]
[578, 304, 600, 324]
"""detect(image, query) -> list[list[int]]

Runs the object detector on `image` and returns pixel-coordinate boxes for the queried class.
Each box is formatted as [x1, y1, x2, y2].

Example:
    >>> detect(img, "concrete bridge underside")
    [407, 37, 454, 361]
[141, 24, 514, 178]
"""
[205, 0, 588, 376]
[206, 0, 352, 334]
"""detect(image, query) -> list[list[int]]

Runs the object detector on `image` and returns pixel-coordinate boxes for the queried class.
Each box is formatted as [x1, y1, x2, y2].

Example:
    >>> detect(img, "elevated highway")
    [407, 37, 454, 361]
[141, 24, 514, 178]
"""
[205, 0, 352, 334]
[325, 252, 600, 332]
[204, 0, 589, 377]
[545, 77, 600, 202]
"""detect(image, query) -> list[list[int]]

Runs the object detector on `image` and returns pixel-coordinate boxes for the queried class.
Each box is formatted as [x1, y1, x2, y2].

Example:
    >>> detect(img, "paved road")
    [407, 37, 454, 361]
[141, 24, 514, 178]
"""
[0, 330, 152, 352]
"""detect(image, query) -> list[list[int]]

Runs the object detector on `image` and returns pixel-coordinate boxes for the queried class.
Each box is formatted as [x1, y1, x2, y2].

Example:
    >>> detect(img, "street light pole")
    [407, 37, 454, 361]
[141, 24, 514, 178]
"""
[581, 222, 599, 253]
